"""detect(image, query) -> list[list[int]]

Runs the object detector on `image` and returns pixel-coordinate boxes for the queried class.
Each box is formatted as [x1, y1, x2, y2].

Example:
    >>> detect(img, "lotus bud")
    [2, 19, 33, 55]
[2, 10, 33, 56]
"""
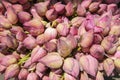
[12, 4, 23, 13]
[107, 4, 118, 15]
[4, 64, 20, 80]
[78, 23, 87, 36]
[94, 26, 103, 33]
[71, 17, 85, 27]
[31, 46, 47, 63]
[16, 31, 26, 41]
[36, 62, 47, 73]
[0, 64, 6, 72]
[18, 11, 31, 23]
[27, 72, 39, 80]
[30, 7, 43, 21]
[96, 71, 104, 80]
[23, 35, 37, 49]
[17, 42, 26, 53]
[18, 0, 28, 4]
[23, 2, 31, 10]
[103, 58, 115, 76]
[24, 57, 32, 68]
[97, 4, 107, 14]
[80, 30, 94, 48]
[39, 52, 63, 69]
[44, 27, 57, 41]
[42, 75, 50, 80]
[46, 9, 58, 21]
[34, 1, 49, 16]
[44, 41, 57, 52]
[0, 16, 12, 28]
[57, 37, 72, 57]
[90, 44, 104, 60]
[63, 58, 79, 78]
[56, 23, 69, 36]
[114, 58, 120, 73]
[36, 34, 46, 45]
[65, 2, 74, 17]
[109, 25, 120, 37]
[79, 55, 98, 77]
[69, 26, 78, 36]
[64, 73, 76, 80]
[10, 26, 24, 34]
[77, 4, 86, 17]
[54, 2, 65, 14]
[2, 0, 12, 9]
[93, 34, 102, 44]
[80, 71, 89, 80]
[0, 55, 17, 67]
[89, 2, 100, 13]
[49, 72, 61, 80]
[18, 69, 29, 80]
[81, 0, 92, 9]
[6, 6, 18, 24]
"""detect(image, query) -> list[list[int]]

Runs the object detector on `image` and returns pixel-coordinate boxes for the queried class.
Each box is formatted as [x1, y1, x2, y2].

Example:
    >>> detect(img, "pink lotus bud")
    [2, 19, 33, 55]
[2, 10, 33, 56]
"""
[103, 58, 115, 76]
[63, 58, 80, 78]
[56, 23, 69, 36]
[77, 4, 86, 17]
[65, 2, 74, 17]
[0, 16, 12, 28]
[23, 35, 37, 49]
[46, 9, 58, 21]
[79, 55, 98, 77]
[34, 1, 49, 16]
[107, 4, 118, 15]
[44, 27, 57, 41]
[6, 6, 18, 24]
[57, 37, 72, 57]
[90, 44, 105, 60]
[93, 34, 102, 44]
[2, 0, 12, 9]
[71, 17, 85, 27]
[81, 0, 92, 9]
[80, 30, 94, 48]
[64, 73, 76, 80]
[31, 46, 47, 63]
[39, 52, 63, 69]
[4, 64, 20, 80]
[89, 2, 100, 13]
[24, 19, 44, 36]
[36, 62, 47, 73]
[0, 55, 17, 67]
[18, 69, 29, 80]
[27, 72, 39, 80]
[44, 41, 57, 52]
[97, 4, 107, 14]
[101, 35, 118, 54]
[78, 22, 87, 36]
[69, 26, 78, 35]
[96, 71, 104, 80]
[10, 26, 24, 34]
[30, 7, 43, 21]
[18, 0, 28, 4]
[16, 31, 26, 41]
[109, 25, 120, 37]
[114, 59, 120, 73]
[18, 11, 31, 23]
[36, 34, 46, 45]
[12, 4, 23, 13]
[80, 71, 89, 80]
[49, 72, 61, 80]
[54, 2, 65, 14]
[24, 57, 32, 68]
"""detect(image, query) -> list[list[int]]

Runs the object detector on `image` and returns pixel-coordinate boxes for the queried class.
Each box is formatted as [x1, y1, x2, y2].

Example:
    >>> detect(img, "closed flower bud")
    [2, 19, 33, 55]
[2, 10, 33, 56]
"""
[69, 26, 78, 35]
[97, 4, 107, 14]
[27, 72, 39, 80]
[77, 4, 86, 17]
[4, 64, 19, 80]
[81, 0, 92, 9]
[103, 58, 115, 76]
[64, 73, 76, 80]
[109, 25, 120, 37]
[18, 68, 29, 80]
[39, 52, 63, 69]
[89, 2, 100, 13]
[18, 11, 31, 23]
[36, 34, 46, 45]
[12, 4, 23, 13]
[107, 4, 118, 15]
[24, 57, 32, 68]
[36, 62, 47, 73]
[54, 2, 65, 14]
[63, 58, 80, 78]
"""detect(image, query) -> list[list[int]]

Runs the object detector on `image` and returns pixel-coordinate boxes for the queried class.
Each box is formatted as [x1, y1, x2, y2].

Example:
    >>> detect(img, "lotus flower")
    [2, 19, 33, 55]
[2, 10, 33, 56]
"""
[63, 58, 80, 78]
[79, 55, 98, 77]
[76, 4, 86, 17]
[64, 73, 76, 80]
[65, 2, 74, 17]
[18, 68, 29, 80]
[39, 52, 63, 69]
[103, 58, 115, 76]
[18, 11, 31, 23]
[4, 64, 20, 80]
[27, 72, 39, 80]
[31, 46, 47, 63]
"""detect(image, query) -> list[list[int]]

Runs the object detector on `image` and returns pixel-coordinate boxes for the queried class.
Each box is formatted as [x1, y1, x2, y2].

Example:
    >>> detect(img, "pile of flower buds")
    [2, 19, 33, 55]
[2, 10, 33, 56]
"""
[0, 0, 120, 80]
